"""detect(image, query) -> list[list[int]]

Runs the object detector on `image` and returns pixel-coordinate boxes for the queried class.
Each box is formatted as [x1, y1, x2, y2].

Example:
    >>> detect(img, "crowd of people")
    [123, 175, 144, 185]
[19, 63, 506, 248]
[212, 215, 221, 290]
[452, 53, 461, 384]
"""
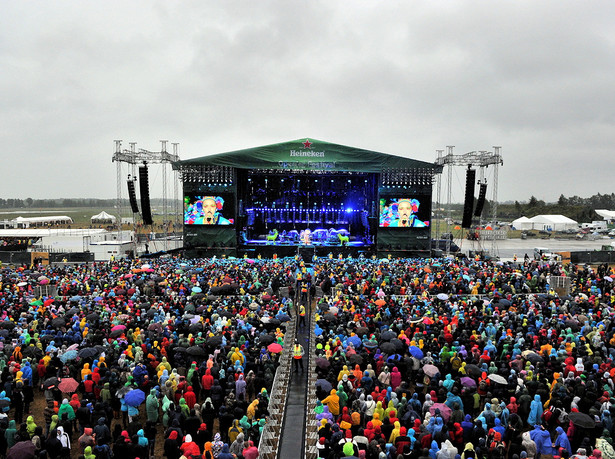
[0, 257, 300, 458]
[311, 257, 615, 459]
[0, 253, 614, 459]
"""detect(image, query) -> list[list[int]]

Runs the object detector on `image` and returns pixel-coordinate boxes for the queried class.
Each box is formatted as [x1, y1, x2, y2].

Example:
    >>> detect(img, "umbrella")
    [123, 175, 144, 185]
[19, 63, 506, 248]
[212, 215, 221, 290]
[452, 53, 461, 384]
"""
[267, 343, 283, 353]
[356, 326, 369, 336]
[254, 334, 272, 346]
[52, 317, 66, 328]
[17, 282, 28, 287]
[58, 377, 79, 393]
[460, 376, 476, 388]
[523, 351, 544, 365]
[0, 321, 15, 330]
[186, 346, 206, 356]
[43, 376, 59, 389]
[60, 350, 78, 363]
[109, 328, 125, 338]
[430, 403, 452, 422]
[375, 299, 386, 307]
[347, 335, 362, 349]
[348, 354, 363, 365]
[78, 347, 98, 359]
[568, 411, 595, 429]
[86, 312, 100, 321]
[116, 386, 134, 397]
[436, 293, 449, 301]
[380, 330, 396, 341]
[111, 324, 126, 332]
[315, 379, 332, 393]
[464, 364, 482, 378]
[315, 357, 330, 370]
[422, 364, 440, 378]
[125, 389, 146, 406]
[7, 441, 36, 459]
[409, 346, 424, 360]
[380, 342, 395, 354]
[488, 374, 507, 385]
[192, 286, 202, 293]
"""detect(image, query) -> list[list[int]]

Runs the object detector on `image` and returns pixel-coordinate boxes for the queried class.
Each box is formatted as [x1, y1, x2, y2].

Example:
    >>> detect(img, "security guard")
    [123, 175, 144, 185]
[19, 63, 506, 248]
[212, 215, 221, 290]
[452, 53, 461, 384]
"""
[298, 304, 306, 328]
[293, 339, 305, 373]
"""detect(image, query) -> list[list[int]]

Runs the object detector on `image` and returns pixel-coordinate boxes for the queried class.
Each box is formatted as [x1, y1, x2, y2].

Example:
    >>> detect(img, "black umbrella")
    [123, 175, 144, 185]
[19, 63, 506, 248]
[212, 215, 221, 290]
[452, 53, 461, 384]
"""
[51, 317, 66, 329]
[174, 347, 187, 354]
[66, 307, 79, 316]
[465, 364, 482, 378]
[315, 379, 332, 393]
[380, 330, 396, 341]
[22, 347, 39, 358]
[186, 346, 206, 356]
[0, 321, 15, 330]
[569, 412, 595, 429]
[390, 338, 404, 351]
[116, 386, 133, 397]
[0, 330, 8, 338]
[7, 441, 36, 459]
[315, 357, 330, 369]
[356, 326, 369, 336]
[348, 354, 363, 365]
[206, 335, 223, 346]
[86, 312, 100, 321]
[323, 313, 336, 322]
[43, 376, 59, 389]
[109, 329, 124, 338]
[380, 342, 395, 354]
[524, 352, 544, 365]
[188, 323, 203, 333]
[258, 334, 275, 346]
[78, 347, 98, 359]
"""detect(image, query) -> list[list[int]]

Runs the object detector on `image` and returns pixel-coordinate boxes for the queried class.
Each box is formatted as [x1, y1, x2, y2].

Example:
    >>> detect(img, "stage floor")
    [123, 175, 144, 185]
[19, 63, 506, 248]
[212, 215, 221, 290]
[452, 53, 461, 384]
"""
[245, 239, 366, 247]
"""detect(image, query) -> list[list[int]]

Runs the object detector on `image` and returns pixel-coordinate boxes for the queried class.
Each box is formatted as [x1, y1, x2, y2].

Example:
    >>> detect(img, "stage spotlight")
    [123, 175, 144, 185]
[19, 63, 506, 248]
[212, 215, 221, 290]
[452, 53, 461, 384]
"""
[345, 207, 353, 213]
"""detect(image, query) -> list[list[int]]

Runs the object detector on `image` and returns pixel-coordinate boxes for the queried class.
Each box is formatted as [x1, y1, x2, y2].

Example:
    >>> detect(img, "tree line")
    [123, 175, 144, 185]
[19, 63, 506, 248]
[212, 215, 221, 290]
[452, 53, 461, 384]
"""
[0, 198, 172, 209]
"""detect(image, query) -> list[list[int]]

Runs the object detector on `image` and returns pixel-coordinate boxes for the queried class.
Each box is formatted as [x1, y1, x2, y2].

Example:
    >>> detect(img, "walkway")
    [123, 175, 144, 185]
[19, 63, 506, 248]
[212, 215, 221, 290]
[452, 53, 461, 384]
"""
[278, 290, 312, 458]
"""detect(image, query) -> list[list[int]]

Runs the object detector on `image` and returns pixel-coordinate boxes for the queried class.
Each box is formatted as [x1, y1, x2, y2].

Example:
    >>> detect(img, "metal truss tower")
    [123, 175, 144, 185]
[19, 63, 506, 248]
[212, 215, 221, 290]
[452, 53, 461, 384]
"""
[435, 146, 503, 256]
[112, 140, 181, 251]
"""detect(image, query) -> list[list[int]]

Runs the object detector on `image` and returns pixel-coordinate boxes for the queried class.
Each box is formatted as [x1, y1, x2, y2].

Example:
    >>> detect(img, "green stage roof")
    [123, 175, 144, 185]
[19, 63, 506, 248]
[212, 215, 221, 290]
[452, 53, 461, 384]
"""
[177, 138, 441, 173]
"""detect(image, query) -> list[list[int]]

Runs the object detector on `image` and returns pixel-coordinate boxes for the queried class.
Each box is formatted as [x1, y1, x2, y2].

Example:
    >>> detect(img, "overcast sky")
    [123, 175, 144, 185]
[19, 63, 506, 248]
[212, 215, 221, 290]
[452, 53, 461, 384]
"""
[2, 1, 614, 204]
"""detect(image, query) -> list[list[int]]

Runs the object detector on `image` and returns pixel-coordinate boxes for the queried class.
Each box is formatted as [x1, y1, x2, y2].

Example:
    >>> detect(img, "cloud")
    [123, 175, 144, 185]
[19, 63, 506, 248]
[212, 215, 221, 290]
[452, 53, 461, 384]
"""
[1, 0, 614, 204]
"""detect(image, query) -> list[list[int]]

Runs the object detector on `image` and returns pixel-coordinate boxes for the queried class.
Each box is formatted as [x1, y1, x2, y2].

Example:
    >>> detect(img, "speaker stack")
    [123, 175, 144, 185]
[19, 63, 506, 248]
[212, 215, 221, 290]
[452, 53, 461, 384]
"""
[127, 176, 140, 214]
[461, 168, 476, 228]
[139, 164, 153, 225]
[474, 182, 488, 217]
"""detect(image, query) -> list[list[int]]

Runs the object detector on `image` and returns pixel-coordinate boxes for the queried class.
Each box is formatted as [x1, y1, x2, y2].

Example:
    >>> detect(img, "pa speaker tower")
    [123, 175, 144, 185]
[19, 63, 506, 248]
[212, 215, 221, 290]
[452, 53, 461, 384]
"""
[127, 176, 140, 214]
[461, 168, 476, 228]
[474, 182, 488, 217]
[139, 164, 153, 225]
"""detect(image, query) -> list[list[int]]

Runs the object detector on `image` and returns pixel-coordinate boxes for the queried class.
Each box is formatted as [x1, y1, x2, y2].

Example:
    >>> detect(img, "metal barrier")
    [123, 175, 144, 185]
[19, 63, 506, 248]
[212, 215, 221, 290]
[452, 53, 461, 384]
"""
[258, 316, 296, 458]
[304, 298, 320, 459]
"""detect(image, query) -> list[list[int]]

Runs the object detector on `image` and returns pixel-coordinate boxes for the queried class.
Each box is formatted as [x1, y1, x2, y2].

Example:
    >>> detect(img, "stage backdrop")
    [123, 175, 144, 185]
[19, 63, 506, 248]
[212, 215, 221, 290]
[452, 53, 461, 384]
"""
[175, 138, 442, 255]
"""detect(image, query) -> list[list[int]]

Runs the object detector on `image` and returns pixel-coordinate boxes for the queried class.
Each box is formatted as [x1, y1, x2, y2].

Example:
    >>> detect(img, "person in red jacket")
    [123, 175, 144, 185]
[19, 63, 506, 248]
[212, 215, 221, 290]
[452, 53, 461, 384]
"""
[184, 386, 197, 410]
[242, 440, 259, 459]
[201, 368, 214, 400]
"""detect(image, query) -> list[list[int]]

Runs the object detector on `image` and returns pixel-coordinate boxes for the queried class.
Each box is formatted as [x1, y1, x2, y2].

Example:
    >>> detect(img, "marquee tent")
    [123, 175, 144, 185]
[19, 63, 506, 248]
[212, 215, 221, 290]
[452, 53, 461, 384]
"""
[91, 211, 117, 223]
[512, 216, 533, 231]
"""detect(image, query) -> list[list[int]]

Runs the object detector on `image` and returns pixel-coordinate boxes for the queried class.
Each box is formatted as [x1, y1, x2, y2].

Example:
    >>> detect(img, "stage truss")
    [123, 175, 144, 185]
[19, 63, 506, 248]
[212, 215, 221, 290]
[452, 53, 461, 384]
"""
[112, 140, 182, 251]
[435, 146, 503, 256]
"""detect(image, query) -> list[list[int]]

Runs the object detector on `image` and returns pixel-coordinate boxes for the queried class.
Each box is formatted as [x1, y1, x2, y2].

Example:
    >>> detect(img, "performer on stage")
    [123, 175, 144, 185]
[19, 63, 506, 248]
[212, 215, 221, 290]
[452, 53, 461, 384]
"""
[389, 198, 426, 227]
[187, 196, 232, 225]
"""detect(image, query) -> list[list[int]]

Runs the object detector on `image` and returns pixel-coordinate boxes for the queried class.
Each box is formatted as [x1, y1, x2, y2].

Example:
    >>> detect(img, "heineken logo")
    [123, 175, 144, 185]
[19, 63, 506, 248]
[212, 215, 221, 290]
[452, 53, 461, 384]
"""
[290, 139, 325, 157]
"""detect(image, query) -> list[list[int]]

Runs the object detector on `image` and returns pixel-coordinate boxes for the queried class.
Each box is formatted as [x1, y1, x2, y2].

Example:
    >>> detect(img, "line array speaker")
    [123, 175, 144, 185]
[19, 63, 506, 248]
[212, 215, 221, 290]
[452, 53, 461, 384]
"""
[139, 165, 153, 225]
[127, 178, 140, 214]
[474, 183, 488, 217]
[461, 168, 476, 228]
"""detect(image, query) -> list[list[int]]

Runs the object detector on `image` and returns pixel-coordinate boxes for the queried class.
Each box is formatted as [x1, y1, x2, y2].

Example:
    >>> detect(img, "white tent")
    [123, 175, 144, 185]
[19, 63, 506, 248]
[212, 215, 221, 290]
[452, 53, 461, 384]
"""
[529, 214, 578, 232]
[512, 216, 533, 231]
[91, 211, 117, 223]
[12, 216, 73, 227]
[596, 209, 615, 221]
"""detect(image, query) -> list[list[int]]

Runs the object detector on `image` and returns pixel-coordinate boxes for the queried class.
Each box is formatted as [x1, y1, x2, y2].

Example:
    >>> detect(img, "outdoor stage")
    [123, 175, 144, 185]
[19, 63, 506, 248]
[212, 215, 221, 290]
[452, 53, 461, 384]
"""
[176, 138, 441, 258]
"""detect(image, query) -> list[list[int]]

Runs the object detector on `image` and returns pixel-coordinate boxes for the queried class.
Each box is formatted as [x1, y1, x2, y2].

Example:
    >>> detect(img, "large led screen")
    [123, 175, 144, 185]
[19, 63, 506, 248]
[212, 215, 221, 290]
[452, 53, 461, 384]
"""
[379, 197, 430, 228]
[184, 194, 235, 225]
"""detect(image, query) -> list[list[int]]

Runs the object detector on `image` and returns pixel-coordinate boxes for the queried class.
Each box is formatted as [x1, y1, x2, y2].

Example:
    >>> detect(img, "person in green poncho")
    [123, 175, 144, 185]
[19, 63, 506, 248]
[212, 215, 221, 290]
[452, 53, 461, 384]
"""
[146, 388, 159, 422]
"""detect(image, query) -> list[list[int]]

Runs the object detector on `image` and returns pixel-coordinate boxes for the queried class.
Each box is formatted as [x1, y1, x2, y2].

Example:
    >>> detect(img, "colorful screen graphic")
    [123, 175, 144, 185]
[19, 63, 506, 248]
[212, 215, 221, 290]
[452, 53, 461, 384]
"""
[379, 197, 430, 228]
[184, 194, 235, 226]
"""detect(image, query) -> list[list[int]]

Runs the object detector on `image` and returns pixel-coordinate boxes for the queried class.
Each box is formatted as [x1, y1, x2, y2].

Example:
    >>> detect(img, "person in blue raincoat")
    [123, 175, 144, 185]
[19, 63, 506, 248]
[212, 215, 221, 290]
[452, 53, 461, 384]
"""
[527, 395, 543, 426]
